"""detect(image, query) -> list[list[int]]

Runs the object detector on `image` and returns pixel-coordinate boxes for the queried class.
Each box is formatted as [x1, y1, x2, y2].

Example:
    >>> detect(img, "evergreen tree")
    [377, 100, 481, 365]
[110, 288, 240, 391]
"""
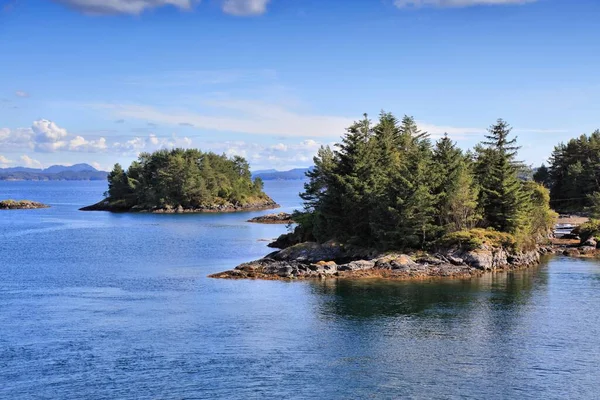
[107, 163, 133, 201]
[533, 164, 550, 187]
[474, 119, 527, 233]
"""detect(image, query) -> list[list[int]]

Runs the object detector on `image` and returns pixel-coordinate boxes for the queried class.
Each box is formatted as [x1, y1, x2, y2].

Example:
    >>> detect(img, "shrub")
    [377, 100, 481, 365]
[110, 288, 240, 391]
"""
[574, 220, 600, 244]
[438, 228, 516, 251]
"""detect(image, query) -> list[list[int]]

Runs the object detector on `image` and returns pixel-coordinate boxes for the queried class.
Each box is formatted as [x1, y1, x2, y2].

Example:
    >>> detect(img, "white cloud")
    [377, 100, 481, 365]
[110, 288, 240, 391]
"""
[15, 90, 29, 98]
[52, 0, 195, 15]
[68, 136, 108, 152]
[96, 101, 492, 140]
[0, 127, 34, 150]
[198, 138, 326, 169]
[394, 0, 536, 7]
[0, 120, 110, 153]
[0, 155, 12, 167]
[95, 101, 354, 138]
[20, 155, 43, 169]
[31, 119, 69, 152]
[113, 134, 193, 155]
[222, 0, 270, 16]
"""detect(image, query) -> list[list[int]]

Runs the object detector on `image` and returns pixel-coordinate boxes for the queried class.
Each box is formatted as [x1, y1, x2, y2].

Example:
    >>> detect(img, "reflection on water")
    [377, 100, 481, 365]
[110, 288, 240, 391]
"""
[310, 263, 546, 320]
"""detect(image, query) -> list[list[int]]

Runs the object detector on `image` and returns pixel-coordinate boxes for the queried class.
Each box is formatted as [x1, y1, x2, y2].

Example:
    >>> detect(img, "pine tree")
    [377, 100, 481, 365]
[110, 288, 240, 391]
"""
[107, 163, 132, 201]
[476, 119, 528, 233]
[533, 164, 550, 187]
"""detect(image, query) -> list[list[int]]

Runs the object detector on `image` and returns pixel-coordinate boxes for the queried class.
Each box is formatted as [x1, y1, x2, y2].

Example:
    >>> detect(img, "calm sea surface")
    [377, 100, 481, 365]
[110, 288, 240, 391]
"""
[1, 180, 600, 399]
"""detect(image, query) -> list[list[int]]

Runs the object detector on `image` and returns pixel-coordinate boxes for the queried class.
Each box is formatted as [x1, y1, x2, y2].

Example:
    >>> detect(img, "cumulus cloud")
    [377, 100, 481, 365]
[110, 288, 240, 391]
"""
[113, 134, 193, 155]
[199, 138, 326, 169]
[0, 127, 34, 150]
[1, 120, 110, 153]
[51, 0, 195, 15]
[31, 119, 69, 152]
[20, 155, 43, 169]
[394, 0, 536, 7]
[68, 136, 108, 152]
[15, 90, 29, 98]
[222, 0, 270, 16]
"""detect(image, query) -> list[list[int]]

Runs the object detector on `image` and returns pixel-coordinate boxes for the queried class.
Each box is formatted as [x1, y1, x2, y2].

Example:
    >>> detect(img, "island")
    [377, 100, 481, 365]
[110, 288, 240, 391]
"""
[0, 200, 49, 210]
[211, 114, 559, 281]
[81, 149, 279, 213]
[247, 212, 293, 224]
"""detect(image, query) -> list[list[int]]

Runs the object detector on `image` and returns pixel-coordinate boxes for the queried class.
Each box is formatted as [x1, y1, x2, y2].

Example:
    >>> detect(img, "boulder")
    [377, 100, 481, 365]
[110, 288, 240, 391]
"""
[583, 237, 597, 247]
[337, 260, 375, 271]
[579, 246, 596, 254]
[272, 241, 346, 263]
[375, 254, 416, 270]
[309, 260, 338, 274]
[563, 248, 580, 257]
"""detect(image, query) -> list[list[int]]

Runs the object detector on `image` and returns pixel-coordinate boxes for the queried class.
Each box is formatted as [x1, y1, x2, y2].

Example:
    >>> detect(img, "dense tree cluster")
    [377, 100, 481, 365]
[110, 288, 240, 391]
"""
[296, 113, 556, 251]
[106, 149, 267, 209]
[534, 130, 600, 213]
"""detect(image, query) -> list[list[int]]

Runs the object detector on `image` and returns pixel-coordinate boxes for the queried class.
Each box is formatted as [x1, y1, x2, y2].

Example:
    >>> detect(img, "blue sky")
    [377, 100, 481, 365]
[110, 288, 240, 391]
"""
[1, 0, 599, 171]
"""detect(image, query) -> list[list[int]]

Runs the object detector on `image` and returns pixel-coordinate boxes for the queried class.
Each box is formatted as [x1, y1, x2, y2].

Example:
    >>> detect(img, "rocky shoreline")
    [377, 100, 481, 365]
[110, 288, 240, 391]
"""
[209, 241, 542, 281]
[0, 200, 49, 210]
[247, 212, 293, 224]
[80, 197, 279, 213]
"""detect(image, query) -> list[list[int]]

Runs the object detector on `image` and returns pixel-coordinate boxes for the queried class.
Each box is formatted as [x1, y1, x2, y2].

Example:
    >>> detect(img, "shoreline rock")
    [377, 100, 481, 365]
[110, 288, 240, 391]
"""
[80, 197, 279, 213]
[209, 241, 542, 281]
[247, 212, 293, 224]
[0, 200, 49, 210]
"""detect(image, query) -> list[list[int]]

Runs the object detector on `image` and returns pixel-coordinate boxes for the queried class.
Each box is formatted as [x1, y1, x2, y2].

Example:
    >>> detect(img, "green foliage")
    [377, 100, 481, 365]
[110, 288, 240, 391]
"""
[585, 192, 600, 218]
[105, 148, 267, 209]
[533, 164, 551, 187]
[574, 220, 600, 244]
[438, 229, 517, 251]
[514, 181, 558, 250]
[475, 119, 529, 233]
[296, 113, 555, 251]
[545, 130, 600, 212]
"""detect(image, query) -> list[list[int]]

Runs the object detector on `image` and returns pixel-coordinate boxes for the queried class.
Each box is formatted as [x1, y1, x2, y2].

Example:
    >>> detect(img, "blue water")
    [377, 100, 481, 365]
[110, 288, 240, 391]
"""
[1, 181, 600, 399]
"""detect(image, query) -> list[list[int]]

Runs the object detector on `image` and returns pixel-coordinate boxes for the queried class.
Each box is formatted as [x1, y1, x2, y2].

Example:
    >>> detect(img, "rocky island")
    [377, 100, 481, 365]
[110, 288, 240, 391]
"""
[0, 199, 49, 210]
[247, 212, 293, 224]
[81, 148, 279, 213]
[211, 115, 559, 281]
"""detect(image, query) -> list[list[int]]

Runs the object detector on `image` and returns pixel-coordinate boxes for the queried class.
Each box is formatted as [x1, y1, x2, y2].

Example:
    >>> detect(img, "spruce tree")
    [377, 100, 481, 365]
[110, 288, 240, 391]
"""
[476, 119, 528, 233]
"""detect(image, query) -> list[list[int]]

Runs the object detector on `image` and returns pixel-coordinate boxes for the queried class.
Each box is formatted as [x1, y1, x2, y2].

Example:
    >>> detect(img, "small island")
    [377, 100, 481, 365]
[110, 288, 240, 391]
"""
[81, 149, 278, 213]
[212, 115, 558, 281]
[0, 200, 49, 210]
[247, 212, 293, 224]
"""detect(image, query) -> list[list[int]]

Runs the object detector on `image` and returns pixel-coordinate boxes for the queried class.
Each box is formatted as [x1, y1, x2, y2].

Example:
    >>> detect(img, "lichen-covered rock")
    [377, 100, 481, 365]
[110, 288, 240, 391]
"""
[337, 260, 375, 271]
[374, 254, 416, 270]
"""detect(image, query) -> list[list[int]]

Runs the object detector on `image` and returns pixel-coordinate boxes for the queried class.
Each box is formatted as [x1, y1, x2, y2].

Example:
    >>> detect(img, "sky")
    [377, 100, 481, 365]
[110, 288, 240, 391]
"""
[1, 0, 599, 171]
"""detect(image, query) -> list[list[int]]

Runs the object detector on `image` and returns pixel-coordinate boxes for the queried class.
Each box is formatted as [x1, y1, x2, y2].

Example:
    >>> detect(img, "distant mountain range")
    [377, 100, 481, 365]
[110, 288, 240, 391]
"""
[0, 163, 108, 181]
[252, 167, 312, 181]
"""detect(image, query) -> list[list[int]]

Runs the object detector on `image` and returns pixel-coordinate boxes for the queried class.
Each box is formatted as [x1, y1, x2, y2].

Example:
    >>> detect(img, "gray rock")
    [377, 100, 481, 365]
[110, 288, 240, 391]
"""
[337, 260, 375, 271]
[583, 237, 597, 247]
[278, 266, 294, 277]
[272, 241, 346, 263]
[375, 254, 416, 270]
